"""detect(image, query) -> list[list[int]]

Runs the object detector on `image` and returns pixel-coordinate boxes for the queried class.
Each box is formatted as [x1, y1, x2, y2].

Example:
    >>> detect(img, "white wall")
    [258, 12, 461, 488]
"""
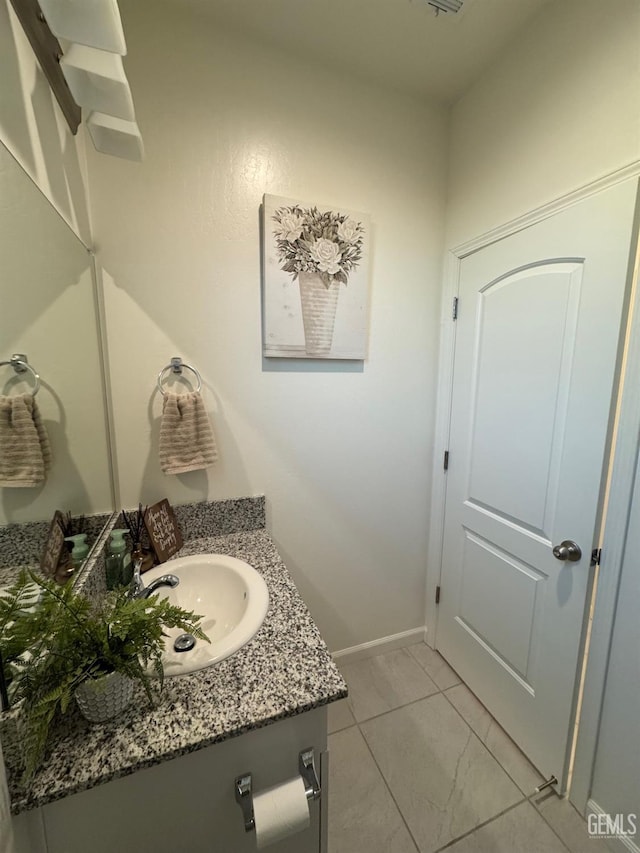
[87, 0, 448, 651]
[446, 0, 640, 246]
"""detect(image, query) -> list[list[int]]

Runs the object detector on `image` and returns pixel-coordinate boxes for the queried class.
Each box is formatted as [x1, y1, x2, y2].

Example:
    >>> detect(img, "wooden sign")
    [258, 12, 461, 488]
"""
[40, 510, 66, 577]
[144, 500, 183, 563]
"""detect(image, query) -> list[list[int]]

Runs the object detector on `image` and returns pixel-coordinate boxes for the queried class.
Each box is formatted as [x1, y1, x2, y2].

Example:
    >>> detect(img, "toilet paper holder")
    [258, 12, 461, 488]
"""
[235, 747, 321, 833]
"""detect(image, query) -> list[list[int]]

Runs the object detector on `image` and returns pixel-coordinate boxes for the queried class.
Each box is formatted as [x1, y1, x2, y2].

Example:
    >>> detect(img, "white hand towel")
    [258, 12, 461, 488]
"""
[0, 394, 51, 487]
[159, 391, 218, 475]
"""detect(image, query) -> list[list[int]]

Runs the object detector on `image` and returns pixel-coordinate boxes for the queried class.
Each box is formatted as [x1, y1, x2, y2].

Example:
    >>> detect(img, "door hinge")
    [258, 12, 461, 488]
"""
[435, 585, 441, 604]
[591, 548, 602, 567]
[443, 450, 449, 471]
[452, 297, 459, 321]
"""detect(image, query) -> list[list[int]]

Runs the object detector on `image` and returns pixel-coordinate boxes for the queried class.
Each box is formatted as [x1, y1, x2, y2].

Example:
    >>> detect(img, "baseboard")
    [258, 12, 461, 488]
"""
[587, 800, 640, 853]
[332, 627, 426, 665]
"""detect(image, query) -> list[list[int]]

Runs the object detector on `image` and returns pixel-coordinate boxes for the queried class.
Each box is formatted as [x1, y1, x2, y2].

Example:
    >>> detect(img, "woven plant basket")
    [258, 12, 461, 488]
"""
[74, 671, 134, 723]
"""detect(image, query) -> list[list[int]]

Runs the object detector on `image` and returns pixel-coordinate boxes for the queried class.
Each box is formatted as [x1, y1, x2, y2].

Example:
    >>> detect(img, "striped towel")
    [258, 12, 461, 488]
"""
[159, 391, 218, 475]
[0, 394, 51, 487]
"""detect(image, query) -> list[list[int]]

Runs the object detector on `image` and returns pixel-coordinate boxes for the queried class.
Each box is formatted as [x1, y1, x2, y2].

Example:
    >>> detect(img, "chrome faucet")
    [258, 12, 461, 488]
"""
[129, 556, 180, 600]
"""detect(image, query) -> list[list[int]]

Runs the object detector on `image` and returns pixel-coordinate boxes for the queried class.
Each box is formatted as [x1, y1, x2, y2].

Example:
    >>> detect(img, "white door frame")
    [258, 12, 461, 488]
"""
[425, 160, 640, 801]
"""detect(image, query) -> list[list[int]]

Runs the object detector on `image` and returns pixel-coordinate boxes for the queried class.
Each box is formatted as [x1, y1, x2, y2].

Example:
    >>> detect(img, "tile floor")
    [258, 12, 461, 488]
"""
[328, 643, 611, 853]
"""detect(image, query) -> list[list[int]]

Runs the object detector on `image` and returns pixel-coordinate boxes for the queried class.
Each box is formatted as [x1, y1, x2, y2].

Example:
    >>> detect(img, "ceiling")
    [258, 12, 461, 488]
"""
[170, 0, 554, 105]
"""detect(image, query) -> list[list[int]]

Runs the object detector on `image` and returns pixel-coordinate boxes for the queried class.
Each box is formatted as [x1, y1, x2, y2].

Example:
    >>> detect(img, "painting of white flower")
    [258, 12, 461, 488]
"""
[263, 194, 371, 359]
[274, 212, 304, 242]
[310, 238, 343, 275]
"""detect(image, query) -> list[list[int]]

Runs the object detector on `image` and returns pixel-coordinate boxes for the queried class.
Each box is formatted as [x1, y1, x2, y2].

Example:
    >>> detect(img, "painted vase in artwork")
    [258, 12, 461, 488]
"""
[272, 205, 364, 357]
[298, 272, 341, 356]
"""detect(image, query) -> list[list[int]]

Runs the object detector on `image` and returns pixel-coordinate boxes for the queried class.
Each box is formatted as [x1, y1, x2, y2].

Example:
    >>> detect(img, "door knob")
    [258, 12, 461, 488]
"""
[552, 540, 582, 562]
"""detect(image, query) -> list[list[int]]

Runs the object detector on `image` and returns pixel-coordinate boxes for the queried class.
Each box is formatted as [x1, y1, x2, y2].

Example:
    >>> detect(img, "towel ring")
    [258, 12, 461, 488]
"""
[157, 357, 202, 397]
[0, 355, 40, 397]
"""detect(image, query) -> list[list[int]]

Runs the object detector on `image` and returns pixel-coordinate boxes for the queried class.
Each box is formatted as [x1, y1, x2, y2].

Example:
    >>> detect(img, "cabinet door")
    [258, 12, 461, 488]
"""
[38, 709, 327, 853]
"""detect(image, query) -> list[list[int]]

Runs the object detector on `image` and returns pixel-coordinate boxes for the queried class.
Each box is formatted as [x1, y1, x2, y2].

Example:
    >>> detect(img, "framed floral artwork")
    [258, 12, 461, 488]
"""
[262, 194, 371, 359]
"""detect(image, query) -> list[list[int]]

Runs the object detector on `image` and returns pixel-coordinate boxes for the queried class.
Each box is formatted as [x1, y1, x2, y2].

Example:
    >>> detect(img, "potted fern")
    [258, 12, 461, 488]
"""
[0, 571, 207, 780]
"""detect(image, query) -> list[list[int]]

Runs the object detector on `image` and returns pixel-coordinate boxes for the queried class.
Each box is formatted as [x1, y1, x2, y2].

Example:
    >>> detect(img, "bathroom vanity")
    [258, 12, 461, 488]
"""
[12, 708, 329, 853]
[4, 498, 347, 853]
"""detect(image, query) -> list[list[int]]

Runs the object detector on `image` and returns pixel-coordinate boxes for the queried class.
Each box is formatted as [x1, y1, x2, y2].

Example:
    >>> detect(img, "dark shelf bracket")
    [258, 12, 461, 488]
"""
[8, 0, 81, 135]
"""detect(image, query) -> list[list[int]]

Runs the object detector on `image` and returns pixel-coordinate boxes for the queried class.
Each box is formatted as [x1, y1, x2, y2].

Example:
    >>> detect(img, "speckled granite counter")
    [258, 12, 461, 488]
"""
[5, 523, 347, 815]
[0, 512, 115, 588]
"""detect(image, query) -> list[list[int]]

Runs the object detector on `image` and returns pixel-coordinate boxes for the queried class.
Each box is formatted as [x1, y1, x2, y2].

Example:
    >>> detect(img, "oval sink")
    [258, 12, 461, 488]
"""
[143, 553, 269, 676]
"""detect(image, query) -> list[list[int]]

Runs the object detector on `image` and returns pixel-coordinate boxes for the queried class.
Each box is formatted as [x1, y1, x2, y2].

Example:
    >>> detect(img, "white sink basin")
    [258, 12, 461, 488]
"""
[143, 553, 269, 676]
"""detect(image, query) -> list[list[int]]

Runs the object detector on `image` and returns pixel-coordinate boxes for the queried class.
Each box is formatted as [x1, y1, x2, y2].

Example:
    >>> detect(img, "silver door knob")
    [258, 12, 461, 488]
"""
[552, 540, 582, 562]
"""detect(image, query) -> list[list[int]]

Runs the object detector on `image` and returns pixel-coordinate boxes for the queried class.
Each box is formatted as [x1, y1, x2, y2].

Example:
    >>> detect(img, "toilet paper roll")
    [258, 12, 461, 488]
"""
[253, 776, 310, 849]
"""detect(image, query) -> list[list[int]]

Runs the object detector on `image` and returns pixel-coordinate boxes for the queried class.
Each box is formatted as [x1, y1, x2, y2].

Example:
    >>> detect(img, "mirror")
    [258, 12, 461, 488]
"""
[0, 140, 114, 580]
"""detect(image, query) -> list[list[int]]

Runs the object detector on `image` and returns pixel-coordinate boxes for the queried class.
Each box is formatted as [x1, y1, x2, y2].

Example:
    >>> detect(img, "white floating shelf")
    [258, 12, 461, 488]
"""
[38, 0, 127, 54]
[87, 112, 144, 161]
[61, 44, 134, 121]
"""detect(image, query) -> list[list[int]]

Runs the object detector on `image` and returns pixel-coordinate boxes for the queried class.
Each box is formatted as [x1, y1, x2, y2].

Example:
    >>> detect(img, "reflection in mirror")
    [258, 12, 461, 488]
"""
[0, 140, 114, 584]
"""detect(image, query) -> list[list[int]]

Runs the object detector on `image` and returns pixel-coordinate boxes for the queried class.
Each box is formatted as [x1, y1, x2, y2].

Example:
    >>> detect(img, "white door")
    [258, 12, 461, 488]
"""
[437, 179, 639, 789]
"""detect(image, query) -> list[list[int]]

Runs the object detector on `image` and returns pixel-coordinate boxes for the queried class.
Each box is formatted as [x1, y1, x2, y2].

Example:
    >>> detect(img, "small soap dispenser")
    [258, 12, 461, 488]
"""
[64, 533, 89, 571]
[105, 529, 132, 590]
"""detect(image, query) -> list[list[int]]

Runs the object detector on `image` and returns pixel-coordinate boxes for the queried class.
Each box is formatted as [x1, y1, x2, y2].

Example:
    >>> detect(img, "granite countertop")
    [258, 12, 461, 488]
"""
[5, 526, 347, 814]
[0, 512, 115, 590]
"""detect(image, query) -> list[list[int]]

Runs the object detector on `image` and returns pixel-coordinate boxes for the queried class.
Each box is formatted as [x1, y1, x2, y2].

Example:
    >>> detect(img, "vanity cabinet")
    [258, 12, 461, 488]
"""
[13, 708, 328, 853]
